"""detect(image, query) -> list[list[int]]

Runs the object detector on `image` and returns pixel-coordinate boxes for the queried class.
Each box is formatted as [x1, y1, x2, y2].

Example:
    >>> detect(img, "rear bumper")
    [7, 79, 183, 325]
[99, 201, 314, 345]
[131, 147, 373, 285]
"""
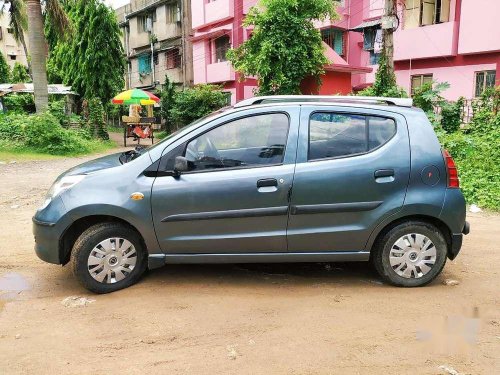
[448, 221, 470, 260]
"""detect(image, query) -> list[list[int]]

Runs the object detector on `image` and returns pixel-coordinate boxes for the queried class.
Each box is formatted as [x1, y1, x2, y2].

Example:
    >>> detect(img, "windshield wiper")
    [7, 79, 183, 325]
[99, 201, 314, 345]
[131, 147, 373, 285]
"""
[119, 146, 145, 164]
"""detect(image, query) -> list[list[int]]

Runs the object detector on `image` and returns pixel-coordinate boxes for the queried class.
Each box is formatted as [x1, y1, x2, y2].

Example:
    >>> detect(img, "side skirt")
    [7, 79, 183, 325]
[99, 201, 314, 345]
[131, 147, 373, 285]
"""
[148, 251, 370, 268]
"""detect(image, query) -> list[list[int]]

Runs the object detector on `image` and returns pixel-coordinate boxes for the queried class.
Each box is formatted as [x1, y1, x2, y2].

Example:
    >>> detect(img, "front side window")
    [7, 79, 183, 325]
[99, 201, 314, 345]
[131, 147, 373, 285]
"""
[309, 113, 396, 160]
[185, 113, 289, 172]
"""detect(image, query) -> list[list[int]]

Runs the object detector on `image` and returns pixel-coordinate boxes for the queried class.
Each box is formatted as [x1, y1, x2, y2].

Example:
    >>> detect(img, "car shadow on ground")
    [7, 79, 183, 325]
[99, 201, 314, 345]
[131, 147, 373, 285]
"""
[143, 261, 383, 288]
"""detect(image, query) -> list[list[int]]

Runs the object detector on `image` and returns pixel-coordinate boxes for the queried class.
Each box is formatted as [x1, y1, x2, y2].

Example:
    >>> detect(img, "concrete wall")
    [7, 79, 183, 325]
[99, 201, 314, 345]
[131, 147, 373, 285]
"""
[117, 0, 188, 89]
[191, 0, 235, 29]
[130, 51, 183, 88]
[0, 13, 28, 69]
[458, 0, 500, 55]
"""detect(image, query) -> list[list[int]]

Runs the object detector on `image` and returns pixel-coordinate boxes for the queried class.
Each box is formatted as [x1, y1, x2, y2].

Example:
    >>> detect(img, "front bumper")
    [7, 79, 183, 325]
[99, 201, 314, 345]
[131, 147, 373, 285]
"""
[33, 217, 61, 264]
[448, 221, 470, 260]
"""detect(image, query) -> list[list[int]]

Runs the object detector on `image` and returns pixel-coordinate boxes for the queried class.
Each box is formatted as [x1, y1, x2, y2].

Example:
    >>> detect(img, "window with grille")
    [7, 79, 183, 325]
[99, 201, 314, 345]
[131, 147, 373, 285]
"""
[138, 12, 156, 32]
[213, 35, 230, 63]
[165, 48, 181, 69]
[165, 2, 180, 24]
[411, 74, 433, 95]
[321, 28, 345, 56]
[474, 71, 496, 97]
[138, 54, 152, 74]
[404, 0, 451, 29]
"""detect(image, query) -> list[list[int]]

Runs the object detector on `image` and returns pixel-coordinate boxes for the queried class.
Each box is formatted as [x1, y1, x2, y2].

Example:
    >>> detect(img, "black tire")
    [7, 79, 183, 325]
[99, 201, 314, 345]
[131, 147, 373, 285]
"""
[372, 221, 447, 287]
[70, 222, 147, 294]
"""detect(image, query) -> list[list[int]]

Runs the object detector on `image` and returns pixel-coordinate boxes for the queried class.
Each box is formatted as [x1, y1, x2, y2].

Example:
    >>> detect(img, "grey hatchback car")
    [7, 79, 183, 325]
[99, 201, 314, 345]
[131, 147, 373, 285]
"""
[33, 95, 470, 293]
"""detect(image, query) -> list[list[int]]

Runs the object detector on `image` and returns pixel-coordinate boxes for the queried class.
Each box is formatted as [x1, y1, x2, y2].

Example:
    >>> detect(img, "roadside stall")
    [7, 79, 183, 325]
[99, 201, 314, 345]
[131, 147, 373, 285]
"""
[111, 89, 160, 146]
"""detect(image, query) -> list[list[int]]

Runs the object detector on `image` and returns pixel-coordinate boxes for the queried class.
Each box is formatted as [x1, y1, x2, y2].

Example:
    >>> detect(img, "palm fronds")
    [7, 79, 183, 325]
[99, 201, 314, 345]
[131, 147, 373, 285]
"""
[44, 0, 72, 38]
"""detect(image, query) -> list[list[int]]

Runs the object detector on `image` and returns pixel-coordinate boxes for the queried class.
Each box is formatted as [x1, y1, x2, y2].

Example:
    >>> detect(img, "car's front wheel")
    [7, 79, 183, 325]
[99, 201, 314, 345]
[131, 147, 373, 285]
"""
[70, 222, 147, 293]
[372, 221, 448, 287]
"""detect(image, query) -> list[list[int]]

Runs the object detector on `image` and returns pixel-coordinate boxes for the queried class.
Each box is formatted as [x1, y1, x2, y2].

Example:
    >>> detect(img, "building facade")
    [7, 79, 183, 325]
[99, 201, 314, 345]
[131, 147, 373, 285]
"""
[115, 0, 193, 90]
[190, 0, 500, 102]
[0, 12, 29, 71]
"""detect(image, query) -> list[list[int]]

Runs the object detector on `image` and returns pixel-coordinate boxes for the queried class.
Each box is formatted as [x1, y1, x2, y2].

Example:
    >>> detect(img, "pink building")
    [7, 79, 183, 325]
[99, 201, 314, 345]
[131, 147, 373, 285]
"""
[191, 0, 500, 103]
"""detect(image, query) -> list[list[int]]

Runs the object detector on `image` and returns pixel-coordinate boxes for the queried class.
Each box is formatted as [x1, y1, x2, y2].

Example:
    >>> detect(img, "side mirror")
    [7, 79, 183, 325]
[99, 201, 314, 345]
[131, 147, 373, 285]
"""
[173, 156, 189, 176]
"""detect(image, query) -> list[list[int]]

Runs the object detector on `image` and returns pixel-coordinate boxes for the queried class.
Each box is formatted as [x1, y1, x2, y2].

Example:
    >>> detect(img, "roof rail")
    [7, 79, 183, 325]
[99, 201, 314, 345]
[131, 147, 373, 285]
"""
[233, 95, 413, 108]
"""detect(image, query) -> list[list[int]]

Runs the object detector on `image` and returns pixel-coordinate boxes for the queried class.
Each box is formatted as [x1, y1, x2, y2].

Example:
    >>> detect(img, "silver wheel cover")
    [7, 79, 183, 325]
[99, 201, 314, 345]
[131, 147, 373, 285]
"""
[389, 233, 437, 279]
[87, 238, 137, 284]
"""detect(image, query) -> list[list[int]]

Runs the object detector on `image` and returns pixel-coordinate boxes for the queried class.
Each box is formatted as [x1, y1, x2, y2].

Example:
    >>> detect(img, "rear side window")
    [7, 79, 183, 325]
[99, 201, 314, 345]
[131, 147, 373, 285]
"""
[308, 112, 396, 160]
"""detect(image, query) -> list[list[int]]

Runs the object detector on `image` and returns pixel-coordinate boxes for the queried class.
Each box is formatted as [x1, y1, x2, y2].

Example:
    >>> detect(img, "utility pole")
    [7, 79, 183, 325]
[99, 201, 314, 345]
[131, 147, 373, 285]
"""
[181, 0, 193, 88]
[382, 0, 397, 73]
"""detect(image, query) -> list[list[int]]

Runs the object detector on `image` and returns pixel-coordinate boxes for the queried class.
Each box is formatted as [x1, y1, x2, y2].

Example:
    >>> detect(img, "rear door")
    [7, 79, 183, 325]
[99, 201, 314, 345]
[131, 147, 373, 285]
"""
[287, 105, 410, 253]
[151, 106, 300, 254]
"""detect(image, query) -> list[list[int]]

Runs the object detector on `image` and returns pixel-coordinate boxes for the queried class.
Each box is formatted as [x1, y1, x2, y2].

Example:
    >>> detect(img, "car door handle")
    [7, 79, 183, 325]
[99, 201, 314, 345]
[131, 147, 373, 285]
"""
[374, 169, 394, 178]
[257, 178, 278, 188]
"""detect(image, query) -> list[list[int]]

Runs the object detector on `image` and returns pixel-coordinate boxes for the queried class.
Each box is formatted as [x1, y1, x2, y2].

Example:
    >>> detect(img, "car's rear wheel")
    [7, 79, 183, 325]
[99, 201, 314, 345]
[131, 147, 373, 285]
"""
[70, 223, 147, 293]
[372, 221, 447, 287]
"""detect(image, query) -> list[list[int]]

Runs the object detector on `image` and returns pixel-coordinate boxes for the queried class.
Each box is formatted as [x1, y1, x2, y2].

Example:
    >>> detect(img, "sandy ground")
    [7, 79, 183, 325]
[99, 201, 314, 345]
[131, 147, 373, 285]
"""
[0, 138, 499, 374]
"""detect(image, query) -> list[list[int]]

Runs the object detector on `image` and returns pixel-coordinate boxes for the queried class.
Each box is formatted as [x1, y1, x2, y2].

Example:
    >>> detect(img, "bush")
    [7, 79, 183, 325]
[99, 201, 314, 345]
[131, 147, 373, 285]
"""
[436, 87, 500, 210]
[48, 99, 68, 126]
[3, 93, 36, 113]
[440, 97, 464, 133]
[439, 130, 499, 210]
[171, 85, 228, 126]
[0, 112, 111, 155]
[412, 81, 449, 113]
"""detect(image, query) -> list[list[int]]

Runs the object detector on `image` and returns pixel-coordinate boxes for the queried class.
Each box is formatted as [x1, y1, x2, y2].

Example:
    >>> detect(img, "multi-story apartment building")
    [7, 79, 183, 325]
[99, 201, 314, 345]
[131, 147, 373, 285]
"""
[191, 0, 500, 103]
[115, 0, 193, 90]
[0, 12, 29, 71]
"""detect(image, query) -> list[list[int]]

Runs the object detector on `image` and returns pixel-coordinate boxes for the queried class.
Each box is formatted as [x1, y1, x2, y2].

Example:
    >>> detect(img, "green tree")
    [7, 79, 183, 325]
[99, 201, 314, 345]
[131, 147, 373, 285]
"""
[227, 0, 338, 95]
[10, 62, 31, 83]
[48, 0, 125, 103]
[171, 85, 228, 125]
[0, 52, 10, 83]
[160, 75, 176, 133]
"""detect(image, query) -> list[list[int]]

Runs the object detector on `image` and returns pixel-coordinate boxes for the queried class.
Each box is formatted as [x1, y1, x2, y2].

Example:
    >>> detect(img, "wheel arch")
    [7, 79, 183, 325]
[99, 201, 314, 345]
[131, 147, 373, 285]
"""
[59, 215, 146, 265]
[366, 214, 452, 258]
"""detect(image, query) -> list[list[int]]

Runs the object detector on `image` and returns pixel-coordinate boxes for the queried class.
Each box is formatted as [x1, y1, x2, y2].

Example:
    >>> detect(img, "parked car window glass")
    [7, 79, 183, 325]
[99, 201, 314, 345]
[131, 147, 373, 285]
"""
[309, 113, 366, 159]
[185, 113, 289, 171]
[368, 116, 397, 149]
[309, 113, 396, 160]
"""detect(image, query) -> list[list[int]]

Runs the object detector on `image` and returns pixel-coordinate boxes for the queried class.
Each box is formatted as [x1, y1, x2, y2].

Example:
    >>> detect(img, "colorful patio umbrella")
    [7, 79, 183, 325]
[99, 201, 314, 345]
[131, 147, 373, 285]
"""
[112, 89, 160, 106]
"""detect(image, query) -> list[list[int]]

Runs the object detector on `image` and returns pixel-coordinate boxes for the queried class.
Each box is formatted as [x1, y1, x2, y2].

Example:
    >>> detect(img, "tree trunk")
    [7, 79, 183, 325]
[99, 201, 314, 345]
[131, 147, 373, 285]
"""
[26, 0, 48, 112]
[19, 31, 33, 80]
[383, 0, 396, 73]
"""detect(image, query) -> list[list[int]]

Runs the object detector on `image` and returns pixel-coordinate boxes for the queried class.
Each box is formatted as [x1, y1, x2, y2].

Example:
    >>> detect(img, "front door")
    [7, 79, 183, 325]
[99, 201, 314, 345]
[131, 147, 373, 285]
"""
[152, 109, 299, 254]
[287, 106, 411, 252]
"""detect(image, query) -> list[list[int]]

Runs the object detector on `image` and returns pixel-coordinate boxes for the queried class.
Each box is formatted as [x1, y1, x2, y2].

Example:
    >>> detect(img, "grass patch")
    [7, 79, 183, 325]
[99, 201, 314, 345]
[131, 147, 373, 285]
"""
[0, 140, 116, 162]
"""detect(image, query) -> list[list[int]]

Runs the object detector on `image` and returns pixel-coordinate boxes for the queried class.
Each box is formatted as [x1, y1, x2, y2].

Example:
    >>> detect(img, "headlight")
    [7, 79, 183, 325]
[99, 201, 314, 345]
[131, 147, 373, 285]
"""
[39, 175, 86, 210]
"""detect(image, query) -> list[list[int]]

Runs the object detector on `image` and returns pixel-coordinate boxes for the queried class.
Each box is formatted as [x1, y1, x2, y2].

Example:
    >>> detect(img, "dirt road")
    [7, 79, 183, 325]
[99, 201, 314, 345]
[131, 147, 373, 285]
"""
[0, 144, 498, 374]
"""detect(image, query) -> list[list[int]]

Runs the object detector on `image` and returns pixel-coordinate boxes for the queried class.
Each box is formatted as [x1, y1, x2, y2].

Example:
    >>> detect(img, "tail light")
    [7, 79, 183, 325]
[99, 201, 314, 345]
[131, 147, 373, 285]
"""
[443, 149, 459, 188]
